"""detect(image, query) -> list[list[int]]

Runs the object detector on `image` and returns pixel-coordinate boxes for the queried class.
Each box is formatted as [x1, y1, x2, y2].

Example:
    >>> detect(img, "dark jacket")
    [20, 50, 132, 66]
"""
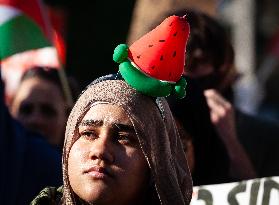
[236, 110, 279, 177]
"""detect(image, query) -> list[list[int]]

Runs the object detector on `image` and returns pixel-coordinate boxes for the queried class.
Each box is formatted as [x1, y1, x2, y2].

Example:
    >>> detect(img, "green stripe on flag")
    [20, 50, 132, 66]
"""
[0, 14, 51, 60]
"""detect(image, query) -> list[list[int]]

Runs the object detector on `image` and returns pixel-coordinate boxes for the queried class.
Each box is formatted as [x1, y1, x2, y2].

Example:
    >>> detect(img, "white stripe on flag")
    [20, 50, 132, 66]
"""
[0, 5, 21, 25]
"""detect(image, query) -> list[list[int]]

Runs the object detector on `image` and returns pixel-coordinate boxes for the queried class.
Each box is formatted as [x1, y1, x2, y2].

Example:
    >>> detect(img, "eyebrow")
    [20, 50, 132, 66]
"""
[79, 119, 134, 132]
[79, 119, 103, 127]
[113, 123, 134, 132]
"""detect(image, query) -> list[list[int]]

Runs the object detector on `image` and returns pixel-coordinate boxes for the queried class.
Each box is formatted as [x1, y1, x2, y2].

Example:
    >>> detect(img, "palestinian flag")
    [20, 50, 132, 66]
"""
[0, 0, 51, 60]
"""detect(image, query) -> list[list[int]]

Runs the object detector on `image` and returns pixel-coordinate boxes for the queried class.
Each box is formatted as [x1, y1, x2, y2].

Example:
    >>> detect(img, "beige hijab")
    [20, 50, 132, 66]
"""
[62, 75, 192, 205]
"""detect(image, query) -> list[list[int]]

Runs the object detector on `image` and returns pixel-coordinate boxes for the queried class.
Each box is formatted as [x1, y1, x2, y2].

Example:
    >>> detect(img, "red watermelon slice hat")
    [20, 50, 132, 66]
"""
[113, 15, 190, 98]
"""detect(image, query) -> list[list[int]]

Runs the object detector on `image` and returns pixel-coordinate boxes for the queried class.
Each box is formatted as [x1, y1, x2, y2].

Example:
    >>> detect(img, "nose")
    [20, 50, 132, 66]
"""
[24, 109, 46, 132]
[89, 131, 114, 164]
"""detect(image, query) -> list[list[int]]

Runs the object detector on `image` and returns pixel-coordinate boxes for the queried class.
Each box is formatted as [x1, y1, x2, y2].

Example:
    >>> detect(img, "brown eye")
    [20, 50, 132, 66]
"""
[117, 134, 130, 143]
[80, 130, 98, 139]
[116, 132, 137, 146]
[19, 103, 33, 116]
[40, 104, 57, 118]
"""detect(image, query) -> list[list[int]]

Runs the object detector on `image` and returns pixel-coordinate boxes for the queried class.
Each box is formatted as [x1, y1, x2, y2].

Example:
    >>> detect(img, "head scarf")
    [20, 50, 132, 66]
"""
[62, 74, 192, 204]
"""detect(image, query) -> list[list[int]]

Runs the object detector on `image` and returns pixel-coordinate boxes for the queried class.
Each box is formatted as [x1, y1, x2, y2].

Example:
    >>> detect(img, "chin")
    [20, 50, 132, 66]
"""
[82, 184, 112, 203]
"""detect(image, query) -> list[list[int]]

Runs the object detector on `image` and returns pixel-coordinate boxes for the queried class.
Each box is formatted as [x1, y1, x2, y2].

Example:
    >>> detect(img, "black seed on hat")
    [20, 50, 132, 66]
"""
[160, 55, 164, 61]
[169, 22, 173, 26]
[173, 51, 176, 57]
[173, 32, 178, 36]
[148, 44, 153, 47]
[151, 66, 155, 69]
[137, 55, 141, 59]
[159, 40, 165, 42]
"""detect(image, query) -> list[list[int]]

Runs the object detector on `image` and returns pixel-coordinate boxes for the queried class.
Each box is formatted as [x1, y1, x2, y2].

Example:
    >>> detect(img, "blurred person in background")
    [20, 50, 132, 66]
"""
[143, 8, 257, 181]
[174, 9, 279, 178]
[9, 66, 80, 148]
[168, 78, 233, 185]
[257, 28, 279, 123]
[0, 68, 62, 204]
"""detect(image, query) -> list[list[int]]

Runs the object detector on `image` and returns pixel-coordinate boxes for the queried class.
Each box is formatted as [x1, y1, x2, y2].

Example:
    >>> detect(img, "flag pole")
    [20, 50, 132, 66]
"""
[39, 0, 74, 107]
[57, 56, 74, 107]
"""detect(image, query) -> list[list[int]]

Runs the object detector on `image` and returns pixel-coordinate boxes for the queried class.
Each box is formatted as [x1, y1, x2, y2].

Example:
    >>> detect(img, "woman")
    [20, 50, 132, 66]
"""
[31, 74, 193, 205]
[10, 66, 79, 147]
[0, 68, 62, 205]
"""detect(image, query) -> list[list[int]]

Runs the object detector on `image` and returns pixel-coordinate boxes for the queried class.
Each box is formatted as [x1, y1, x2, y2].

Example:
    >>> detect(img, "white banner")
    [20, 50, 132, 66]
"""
[191, 177, 279, 205]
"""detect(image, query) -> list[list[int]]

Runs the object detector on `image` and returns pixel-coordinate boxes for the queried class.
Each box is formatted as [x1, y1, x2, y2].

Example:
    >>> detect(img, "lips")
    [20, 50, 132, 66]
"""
[84, 165, 112, 179]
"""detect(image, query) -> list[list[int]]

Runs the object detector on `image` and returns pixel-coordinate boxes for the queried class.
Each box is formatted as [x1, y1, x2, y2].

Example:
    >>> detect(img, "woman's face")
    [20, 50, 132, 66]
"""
[11, 77, 67, 146]
[68, 104, 149, 205]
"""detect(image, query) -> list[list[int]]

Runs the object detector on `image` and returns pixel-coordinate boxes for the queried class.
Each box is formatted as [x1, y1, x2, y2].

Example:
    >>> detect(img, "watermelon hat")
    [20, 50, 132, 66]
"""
[113, 15, 190, 98]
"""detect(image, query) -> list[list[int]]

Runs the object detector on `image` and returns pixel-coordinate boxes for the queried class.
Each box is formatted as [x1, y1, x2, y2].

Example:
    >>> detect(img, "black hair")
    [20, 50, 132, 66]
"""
[180, 9, 229, 73]
[20, 66, 80, 103]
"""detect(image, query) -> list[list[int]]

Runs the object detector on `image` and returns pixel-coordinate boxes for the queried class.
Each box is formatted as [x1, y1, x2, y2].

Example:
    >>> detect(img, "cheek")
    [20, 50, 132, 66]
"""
[69, 141, 88, 167]
[132, 151, 148, 171]
[119, 148, 149, 181]
[48, 107, 66, 130]
[120, 149, 150, 199]
[53, 105, 67, 123]
[68, 141, 89, 187]
[56, 110, 67, 129]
